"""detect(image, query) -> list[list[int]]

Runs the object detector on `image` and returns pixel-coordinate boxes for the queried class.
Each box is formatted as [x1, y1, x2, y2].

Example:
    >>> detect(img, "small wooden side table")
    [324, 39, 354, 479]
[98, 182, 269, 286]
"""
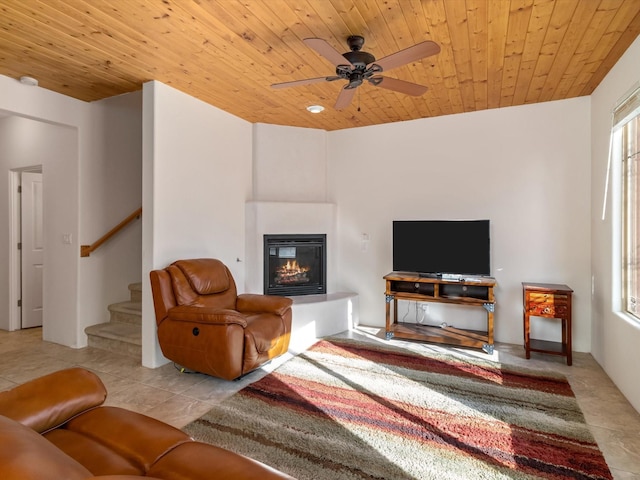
[522, 282, 573, 366]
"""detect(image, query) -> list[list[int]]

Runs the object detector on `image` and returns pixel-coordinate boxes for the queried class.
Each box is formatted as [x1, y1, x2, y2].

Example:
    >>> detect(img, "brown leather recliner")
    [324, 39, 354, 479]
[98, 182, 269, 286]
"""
[150, 258, 293, 380]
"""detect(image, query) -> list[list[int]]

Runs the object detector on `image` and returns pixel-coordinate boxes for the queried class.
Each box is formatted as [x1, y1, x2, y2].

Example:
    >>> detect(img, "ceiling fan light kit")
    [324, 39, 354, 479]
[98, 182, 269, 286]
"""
[271, 35, 440, 111]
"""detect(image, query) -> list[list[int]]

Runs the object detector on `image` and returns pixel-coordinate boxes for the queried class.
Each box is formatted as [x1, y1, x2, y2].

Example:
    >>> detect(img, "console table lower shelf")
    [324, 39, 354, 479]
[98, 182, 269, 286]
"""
[389, 322, 493, 352]
[384, 272, 496, 354]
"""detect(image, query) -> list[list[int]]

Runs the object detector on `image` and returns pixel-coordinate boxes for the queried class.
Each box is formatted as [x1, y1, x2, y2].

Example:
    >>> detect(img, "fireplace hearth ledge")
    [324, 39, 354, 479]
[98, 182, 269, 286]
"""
[287, 292, 358, 354]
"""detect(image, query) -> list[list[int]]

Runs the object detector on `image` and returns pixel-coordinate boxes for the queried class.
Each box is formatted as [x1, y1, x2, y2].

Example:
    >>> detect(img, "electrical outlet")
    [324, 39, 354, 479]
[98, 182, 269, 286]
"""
[421, 304, 429, 312]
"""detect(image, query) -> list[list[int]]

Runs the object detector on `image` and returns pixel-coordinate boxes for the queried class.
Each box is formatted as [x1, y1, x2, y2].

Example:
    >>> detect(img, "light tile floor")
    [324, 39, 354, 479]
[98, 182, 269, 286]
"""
[1, 326, 639, 479]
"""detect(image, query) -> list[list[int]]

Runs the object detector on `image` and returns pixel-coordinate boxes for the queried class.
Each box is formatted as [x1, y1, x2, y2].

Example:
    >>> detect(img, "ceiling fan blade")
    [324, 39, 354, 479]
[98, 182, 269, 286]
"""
[371, 76, 428, 96]
[304, 38, 353, 68]
[334, 86, 357, 110]
[271, 76, 332, 89]
[372, 41, 440, 72]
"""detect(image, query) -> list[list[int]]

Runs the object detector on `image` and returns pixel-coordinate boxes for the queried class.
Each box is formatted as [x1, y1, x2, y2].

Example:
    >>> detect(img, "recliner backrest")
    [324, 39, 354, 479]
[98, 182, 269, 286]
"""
[169, 258, 238, 310]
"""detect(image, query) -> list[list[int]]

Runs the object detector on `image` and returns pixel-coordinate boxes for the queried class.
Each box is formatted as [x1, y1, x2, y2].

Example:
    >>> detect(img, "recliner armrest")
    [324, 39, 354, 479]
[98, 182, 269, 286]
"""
[167, 305, 248, 327]
[237, 294, 293, 316]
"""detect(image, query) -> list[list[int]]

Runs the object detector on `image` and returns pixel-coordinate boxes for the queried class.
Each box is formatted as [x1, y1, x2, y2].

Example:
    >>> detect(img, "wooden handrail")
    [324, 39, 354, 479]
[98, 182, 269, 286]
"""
[81, 207, 142, 257]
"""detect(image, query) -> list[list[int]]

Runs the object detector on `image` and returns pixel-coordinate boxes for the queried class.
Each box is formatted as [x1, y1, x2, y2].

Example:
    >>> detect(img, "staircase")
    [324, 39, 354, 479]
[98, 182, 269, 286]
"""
[85, 283, 142, 358]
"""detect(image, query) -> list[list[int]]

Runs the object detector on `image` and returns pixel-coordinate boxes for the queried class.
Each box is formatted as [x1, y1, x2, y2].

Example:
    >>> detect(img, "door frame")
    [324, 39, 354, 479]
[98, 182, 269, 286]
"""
[9, 165, 43, 331]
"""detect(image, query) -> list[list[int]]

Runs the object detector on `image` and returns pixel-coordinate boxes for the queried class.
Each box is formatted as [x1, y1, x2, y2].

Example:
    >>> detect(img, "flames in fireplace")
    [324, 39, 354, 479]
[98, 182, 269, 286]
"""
[275, 260, 310, 285]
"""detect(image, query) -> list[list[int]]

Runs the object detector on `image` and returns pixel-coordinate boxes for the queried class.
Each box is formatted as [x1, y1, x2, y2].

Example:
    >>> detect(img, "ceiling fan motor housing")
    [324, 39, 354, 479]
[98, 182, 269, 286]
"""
[342, 50, 375, 67]
[337, 36, 384, 88]
[342, 35, 376, 67]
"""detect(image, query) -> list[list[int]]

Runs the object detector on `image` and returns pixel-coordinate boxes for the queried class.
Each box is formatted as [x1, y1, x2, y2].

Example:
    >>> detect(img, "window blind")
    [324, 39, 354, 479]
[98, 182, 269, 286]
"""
[614, 85, 640, 128]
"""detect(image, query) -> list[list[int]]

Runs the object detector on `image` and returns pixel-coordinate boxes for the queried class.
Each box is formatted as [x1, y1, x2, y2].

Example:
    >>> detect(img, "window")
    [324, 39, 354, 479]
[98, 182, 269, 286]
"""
[618, 87, 640, 319]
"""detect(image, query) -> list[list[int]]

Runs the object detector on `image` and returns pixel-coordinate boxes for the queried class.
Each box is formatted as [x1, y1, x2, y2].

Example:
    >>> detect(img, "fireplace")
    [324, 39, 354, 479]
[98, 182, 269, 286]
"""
[264, 234, 326, 296]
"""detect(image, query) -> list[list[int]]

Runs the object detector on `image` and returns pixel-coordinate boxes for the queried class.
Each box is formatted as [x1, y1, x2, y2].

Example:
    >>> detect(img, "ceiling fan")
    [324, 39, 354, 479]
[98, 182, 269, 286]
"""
[271, 35, 440, 110]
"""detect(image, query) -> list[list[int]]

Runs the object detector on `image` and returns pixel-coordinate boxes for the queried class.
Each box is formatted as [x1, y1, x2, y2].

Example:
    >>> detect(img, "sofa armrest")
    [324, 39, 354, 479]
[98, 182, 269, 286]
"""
[0, 368, 106, 434]
[167, 305, 248, 327]
[237, 294, 293, 316]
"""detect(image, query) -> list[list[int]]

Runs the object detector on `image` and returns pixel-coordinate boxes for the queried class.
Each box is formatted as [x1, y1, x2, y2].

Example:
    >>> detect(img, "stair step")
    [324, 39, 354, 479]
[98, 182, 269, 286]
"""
[87, 282, 143, 359]
[108, 301, 142, 325]
[128, 282, 142, 302]
[85, 322, 141, 358]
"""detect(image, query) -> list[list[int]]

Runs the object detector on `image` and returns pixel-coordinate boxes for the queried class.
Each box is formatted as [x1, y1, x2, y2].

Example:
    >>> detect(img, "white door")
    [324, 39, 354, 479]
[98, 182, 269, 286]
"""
[21, 171, 44, 328]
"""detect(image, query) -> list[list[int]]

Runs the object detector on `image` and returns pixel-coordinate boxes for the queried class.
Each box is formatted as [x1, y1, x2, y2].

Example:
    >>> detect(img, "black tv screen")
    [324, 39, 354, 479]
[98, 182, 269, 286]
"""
[393, 220, 490, 276]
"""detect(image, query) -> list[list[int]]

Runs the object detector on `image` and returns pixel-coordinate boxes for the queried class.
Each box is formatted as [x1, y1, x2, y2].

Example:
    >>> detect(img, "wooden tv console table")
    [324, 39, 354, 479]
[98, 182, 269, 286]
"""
[384, 272, 497, 354]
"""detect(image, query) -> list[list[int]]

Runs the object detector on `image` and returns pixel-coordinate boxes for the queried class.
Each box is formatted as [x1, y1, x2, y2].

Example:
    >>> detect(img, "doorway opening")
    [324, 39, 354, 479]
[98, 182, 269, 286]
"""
[9, 166, 44, 330]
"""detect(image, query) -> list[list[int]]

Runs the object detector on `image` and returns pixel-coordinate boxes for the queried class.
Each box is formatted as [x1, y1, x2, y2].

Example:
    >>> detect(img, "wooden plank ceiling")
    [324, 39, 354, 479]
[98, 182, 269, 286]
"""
[1, 0, 640, 131]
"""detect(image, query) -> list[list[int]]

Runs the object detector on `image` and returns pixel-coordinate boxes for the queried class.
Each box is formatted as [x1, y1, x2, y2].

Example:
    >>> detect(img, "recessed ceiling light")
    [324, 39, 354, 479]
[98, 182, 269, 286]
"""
[306, 105, 324, 114]
[19, 76, 38, 86]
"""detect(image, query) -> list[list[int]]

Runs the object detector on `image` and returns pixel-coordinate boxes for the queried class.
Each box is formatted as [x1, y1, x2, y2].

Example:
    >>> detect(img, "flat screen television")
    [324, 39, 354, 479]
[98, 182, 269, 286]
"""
[393, 220, 490, 276]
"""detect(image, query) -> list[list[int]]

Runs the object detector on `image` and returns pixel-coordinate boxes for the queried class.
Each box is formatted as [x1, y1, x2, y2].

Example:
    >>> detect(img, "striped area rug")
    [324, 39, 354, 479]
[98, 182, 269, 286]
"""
[183, 337, 612, 480]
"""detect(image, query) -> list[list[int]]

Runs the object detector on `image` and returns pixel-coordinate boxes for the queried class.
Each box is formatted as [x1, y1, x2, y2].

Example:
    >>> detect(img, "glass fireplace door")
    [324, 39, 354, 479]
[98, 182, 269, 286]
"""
[264, 234, 326, 296]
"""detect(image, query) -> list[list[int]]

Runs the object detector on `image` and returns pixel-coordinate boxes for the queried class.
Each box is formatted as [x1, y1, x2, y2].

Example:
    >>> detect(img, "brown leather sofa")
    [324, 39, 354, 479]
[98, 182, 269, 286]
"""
[150, 258, 293, 380]
[0, 367, 295, 480]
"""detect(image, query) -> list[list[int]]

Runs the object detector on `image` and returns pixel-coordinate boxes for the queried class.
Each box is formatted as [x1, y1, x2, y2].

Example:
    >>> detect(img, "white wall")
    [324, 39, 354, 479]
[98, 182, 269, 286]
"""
[0, 75, 88, 347]
[78, 91, 143, 335]
[248, 123, 335, 295]
[252, 123, 327, 202]
[327, 98, 592, 351]
[0, 116, 77, 339]
[142, 81, 253, 368]
[590, 35, 640, 412]
[0, 75, 143, 349]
